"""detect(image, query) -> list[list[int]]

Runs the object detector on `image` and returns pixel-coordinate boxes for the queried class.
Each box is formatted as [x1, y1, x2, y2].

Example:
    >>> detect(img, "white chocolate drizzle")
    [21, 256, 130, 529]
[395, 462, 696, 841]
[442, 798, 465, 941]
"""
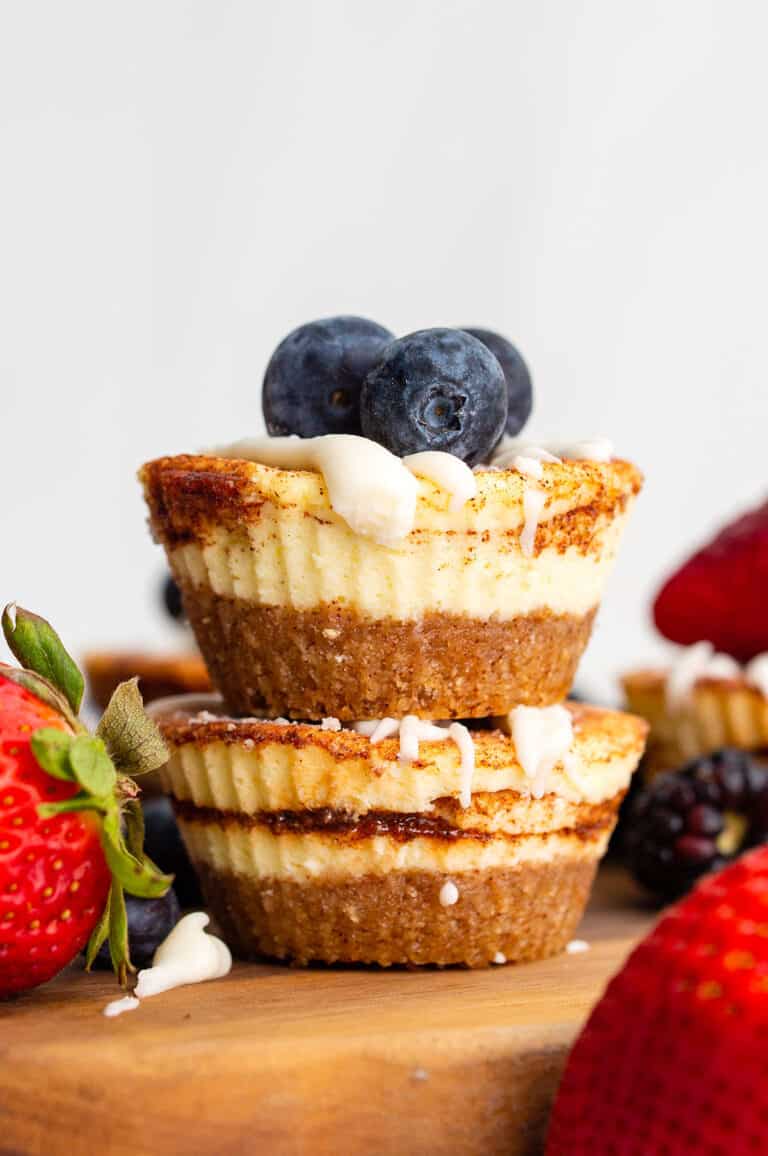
[509, 704, 575, 798]
[353, 716, 475, 807]
[216, 434, 475, 546]
[402, 451, 477, 512]
[133, 913, 232, 999]
[665, 642, 741, 711]
[744, 661, 768, 693]
[448, 721, 476, 808]
[745, 653, 768, 698]
[102, 995, 140, 1018]
[492, 437, 614, 467]
[439, 880, 460, 906]
[101, 914, 231, 1018]
[662, 645, 768, 706]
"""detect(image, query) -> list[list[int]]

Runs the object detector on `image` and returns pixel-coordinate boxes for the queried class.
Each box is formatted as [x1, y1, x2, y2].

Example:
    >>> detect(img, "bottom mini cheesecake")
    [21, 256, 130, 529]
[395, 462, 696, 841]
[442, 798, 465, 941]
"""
[154, 698, 647, 967]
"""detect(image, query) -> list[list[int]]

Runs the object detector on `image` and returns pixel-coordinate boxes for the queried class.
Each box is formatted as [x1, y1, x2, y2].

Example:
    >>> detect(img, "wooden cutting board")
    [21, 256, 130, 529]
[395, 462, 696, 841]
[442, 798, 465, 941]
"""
[0, 869, 656, 1156]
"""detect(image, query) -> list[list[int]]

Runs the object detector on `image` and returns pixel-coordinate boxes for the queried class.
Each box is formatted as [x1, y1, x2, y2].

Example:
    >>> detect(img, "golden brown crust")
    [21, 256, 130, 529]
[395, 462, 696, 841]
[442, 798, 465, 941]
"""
[176, 590, 596, 718]
[84, 650, 211, 710]
[195, 859, 599, 967]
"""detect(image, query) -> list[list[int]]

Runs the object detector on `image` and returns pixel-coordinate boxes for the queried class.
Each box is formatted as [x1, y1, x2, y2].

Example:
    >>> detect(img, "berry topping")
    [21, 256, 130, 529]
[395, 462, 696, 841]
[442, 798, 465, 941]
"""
[625, 748, 768, 900]
[162, 575, 185, 622]
[92, 888, 181, 970]
[547, 846, 768, 1156]
[262, 316, 394, 438]
[461, 327, 532, 436]
[654, 497, 768, 662]
[0, 604, 172, 997]
[360, 328, 507, 465]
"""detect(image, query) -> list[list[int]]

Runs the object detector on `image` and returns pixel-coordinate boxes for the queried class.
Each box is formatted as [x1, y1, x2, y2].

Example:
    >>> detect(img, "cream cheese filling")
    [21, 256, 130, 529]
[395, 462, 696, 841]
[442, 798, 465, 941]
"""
[159, 720, 640, 814]
[179, 820, 612, 882]
[170, 507, 631, 620]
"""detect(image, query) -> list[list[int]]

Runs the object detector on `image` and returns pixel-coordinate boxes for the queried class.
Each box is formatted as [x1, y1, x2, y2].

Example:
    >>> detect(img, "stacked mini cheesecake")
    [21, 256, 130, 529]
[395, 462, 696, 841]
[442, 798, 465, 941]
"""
[141, 319, 647, 966]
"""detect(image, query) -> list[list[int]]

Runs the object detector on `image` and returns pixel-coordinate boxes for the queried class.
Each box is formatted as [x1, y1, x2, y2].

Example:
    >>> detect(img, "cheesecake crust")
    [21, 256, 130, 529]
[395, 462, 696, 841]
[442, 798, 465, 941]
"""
[179, 587, 596, 719]
[195, 858, 598, 967]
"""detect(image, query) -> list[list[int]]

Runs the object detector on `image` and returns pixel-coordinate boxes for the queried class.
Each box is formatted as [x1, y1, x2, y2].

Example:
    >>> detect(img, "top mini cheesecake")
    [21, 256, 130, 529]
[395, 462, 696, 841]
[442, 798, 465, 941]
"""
[140, 437, 641, 720]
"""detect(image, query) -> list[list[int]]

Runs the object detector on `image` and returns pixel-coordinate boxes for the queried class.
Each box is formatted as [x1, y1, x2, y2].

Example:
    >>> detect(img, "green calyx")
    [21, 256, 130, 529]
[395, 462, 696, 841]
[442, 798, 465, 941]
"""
[2, 603, 173, 988]
[2, 604, 84, 715]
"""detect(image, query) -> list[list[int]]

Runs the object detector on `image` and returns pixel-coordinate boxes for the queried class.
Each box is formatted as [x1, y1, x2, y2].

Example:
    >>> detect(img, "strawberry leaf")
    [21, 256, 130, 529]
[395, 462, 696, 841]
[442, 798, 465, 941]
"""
[123, 796, 146, 860]
[97, 678, 168, 777]
[2, 604, 84, 714]
[107, 882, 133, 987]
[99, 806, 172, 899]
[69, 735, 117, 796]
[84, 891, 112, 972]
[30, 728, 76, 782]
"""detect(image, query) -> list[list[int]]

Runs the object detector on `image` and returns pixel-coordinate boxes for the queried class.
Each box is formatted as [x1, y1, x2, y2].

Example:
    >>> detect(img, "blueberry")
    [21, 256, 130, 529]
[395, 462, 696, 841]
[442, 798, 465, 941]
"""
[462, 328, 533, 437]
[360, 328, 507, 465]
[142, 796, 202, 908]
[262, 316, 394, 437]
[92, 889, 181, 970]
[162, 575, 185, 622]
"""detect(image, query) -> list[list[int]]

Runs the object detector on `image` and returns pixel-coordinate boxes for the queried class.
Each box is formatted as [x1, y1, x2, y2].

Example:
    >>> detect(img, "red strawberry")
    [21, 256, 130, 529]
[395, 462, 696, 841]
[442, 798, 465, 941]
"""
[654, 497, 768, 662]
[0, 605, 172, 999]
[0, 673, 111, 996]
[546, 846, 768, 1156]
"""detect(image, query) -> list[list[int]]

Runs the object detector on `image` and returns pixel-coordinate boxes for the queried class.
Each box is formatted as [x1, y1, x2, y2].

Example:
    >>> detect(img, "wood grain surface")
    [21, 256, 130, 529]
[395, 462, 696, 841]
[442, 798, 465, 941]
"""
[0, 868, 657, 1156]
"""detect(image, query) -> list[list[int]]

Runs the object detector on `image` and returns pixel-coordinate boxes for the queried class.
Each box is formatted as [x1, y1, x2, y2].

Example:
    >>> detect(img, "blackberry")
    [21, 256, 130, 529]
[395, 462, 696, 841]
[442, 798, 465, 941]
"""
[626, 748, 768, 901]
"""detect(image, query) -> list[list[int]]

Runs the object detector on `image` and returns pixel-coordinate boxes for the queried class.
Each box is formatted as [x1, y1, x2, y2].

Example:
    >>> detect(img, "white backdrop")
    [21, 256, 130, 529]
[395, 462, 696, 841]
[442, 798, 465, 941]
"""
[1, 1, 767, 700]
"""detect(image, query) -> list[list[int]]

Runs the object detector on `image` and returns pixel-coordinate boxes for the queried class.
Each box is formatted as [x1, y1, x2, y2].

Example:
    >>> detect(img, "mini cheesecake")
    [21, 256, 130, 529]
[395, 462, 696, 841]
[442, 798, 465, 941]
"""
[140, 448, 642, 720]
[152, 696, 647, 967]
[623, 663, 768, 776]
[84, 650, 212, 710]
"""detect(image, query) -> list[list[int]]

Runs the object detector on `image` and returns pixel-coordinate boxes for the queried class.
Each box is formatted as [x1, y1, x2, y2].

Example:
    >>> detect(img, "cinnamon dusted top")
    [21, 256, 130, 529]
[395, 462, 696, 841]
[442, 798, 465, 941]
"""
[153, 695, 648, 812]
[139, 452, 643, 554]
[156, 698, 644, 766]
